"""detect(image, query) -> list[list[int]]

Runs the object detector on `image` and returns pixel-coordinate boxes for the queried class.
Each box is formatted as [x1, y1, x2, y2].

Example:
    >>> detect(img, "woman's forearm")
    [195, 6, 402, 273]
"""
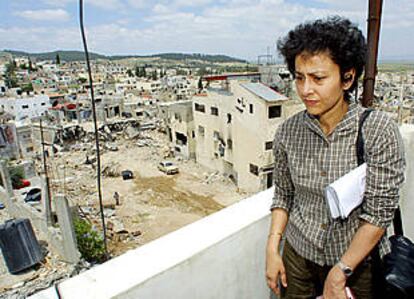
[340, 221, 385, 270]
[267, 208, 289, 251]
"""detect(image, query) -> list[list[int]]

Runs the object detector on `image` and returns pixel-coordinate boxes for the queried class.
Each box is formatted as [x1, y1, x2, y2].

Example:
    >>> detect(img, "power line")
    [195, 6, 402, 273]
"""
[79, 0, 109, 258]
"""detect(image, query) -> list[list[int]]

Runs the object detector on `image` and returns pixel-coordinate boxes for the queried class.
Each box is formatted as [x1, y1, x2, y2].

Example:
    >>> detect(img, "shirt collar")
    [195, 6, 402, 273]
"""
[303, 101, 361, 137]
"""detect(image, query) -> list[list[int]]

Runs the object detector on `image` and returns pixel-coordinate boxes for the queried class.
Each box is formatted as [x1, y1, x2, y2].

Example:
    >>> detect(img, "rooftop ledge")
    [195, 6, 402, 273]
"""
[30, 124, 414, 299]
[31, 188, 274, 299]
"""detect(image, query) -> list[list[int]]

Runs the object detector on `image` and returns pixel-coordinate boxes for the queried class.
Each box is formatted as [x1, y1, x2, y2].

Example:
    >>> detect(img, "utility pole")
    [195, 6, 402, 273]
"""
[40, 119, 53, 225]
[362, 0, 383, 107]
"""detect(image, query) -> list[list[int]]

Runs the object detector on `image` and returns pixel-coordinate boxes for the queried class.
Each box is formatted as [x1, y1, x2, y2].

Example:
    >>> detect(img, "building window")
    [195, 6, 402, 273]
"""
[195, 103, 205, 113]
[227, 139, 233, 150]
[268, 105, 282, 118]
[227, 113, 232, 124]
[22, 105, 29, 109]
[249, 104, 254, 114]
[265, 141, 273, 150]
[250, 164, 259, 176]
[175, 132, 187, 145]
[211, 107, 219, 116]
[198, 125, 205, 137]
[213, 131, 220, 141]
[41, 103, 46, 106]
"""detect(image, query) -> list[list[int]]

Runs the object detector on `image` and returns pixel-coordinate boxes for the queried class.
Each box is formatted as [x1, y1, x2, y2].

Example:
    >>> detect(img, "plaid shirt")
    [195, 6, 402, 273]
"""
[271, 101, 406, 266]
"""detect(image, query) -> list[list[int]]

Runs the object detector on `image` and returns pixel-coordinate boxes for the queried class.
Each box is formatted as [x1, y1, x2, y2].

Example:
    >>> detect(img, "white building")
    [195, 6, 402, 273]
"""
[16, 121, 36, 159]
[193, 80, 303, 192]
[136, 80, 162, 94]
[0, 95, 51, 121]
[158, 100, 196, 159]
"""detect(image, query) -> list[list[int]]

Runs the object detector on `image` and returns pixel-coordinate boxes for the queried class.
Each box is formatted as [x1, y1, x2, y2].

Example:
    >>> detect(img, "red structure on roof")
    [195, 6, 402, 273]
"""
[203, 72, 260, 82]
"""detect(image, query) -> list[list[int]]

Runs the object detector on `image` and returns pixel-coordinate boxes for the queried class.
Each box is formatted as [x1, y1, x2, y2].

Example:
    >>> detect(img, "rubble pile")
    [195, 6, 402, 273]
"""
[0, 251, 90, 299]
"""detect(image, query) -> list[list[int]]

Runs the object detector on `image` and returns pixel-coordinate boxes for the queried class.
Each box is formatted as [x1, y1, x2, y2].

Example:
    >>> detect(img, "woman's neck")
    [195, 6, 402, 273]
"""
[319, 99, 349, 136]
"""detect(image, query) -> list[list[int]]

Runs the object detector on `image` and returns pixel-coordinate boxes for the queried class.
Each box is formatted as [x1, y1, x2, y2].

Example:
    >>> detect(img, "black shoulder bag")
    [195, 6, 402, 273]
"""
[357, 109, 414, 298]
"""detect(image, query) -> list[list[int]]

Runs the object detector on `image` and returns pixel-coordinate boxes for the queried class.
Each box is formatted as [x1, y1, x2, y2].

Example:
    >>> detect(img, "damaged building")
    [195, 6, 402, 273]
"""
[191, 78, 304, 193]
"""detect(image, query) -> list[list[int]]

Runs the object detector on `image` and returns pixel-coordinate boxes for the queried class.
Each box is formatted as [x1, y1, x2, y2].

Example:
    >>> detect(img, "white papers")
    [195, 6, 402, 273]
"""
[325, 163, 367, 219]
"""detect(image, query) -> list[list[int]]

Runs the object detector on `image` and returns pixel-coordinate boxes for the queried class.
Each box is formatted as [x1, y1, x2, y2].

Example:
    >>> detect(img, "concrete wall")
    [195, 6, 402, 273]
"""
[0, 95, 50, 121]
[30, 188, 274, 299]
[399, 124, 414, 240]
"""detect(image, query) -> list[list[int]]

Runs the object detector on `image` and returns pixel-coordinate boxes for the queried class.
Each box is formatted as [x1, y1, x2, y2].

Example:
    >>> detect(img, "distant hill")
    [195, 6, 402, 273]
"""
[3, 50, 106, 62]
[2, 50, 247, 64]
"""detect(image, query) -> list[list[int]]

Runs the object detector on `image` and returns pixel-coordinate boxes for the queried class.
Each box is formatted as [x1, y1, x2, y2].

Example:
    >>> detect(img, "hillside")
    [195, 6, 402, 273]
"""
[2, 50, 247, 64]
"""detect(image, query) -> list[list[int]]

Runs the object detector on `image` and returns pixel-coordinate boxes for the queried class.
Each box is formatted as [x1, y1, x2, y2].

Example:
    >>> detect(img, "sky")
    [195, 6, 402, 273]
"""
[0, 0, 413, 61]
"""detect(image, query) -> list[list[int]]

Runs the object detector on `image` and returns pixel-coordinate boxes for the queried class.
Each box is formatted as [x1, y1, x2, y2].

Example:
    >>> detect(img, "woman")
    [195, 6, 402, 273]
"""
[266, 16, 405, 299]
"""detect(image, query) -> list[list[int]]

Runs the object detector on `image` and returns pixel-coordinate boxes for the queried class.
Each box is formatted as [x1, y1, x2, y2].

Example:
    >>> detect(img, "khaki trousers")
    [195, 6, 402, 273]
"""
[280, 241, 375, 299]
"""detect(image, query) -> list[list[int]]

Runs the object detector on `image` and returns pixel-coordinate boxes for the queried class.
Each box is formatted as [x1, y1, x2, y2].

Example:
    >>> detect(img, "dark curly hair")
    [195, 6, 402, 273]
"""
[277, 16, 367, 100]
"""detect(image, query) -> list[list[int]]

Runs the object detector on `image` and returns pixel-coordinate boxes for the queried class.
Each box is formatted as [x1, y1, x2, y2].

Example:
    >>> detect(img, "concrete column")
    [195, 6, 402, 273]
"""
[55, 194, 80, 263]
[400, 124, 414, 241]
[0, 160, 14, 207]
[40, 175, 52, 226]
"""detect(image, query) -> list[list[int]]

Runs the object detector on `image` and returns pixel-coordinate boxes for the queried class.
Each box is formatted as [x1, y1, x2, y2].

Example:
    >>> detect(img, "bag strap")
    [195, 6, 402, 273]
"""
[356, 108, 404, 236]
[356, 108, 374, 166]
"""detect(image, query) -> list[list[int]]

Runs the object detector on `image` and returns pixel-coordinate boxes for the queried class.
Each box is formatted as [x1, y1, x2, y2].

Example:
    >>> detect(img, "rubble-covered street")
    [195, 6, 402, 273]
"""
[51, 123, 245, 251]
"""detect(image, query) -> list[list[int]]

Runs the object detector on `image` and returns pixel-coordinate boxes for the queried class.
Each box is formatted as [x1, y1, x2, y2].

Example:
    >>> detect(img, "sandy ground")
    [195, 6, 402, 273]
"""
[49, 129, 248, 256]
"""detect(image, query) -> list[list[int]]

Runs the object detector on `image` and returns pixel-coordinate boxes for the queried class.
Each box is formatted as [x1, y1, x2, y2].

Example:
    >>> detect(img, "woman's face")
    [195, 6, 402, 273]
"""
[294, 51, 353, 120]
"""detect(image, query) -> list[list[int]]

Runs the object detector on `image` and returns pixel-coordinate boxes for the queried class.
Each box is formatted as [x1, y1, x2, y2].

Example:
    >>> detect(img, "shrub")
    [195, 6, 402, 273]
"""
[74, 218, 106, 263]
[9, 166, 24, 189]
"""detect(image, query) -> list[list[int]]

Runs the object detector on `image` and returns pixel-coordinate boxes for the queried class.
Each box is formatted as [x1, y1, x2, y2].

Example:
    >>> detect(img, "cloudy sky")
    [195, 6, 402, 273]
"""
[0, 0, 413, 61]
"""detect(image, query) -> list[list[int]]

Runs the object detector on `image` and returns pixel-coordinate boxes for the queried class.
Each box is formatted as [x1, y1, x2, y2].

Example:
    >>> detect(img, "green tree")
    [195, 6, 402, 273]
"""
[151, 70, 158, 80]
[78, 77, 87, 84]
[56, 53, 61, 65]
[21, 83, 34, 93]
[198, 77, 203, 92]
[9, 166, 24, 189]
[28, 59, 35, 72]
[5, 62, 18, 88]
[74, 218, 106, 263]
[126, 69, 133, 77]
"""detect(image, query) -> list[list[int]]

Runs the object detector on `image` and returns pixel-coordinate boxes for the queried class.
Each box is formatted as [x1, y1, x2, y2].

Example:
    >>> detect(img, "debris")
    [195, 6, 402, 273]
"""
[101, 162, 120, 177]
[113, 192, 120, 206]
[104, 143, 118, 151]
[131, 230, 142, 237]
[85, 155, 96, 165]
[103, 208, 116, 218]
[124, 126, 140, 139]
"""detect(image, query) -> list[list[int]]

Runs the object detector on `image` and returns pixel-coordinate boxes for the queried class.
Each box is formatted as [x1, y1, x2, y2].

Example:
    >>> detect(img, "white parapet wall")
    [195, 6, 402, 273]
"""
[400, 124, 414, 241]
[31, 188, 274, 299]
[30, 125, 414, 299]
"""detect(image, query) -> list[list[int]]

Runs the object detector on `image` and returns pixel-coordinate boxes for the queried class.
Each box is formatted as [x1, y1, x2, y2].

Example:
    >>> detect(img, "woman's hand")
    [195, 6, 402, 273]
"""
[266, 239, 287, 295]
[323, 266, 347, 299]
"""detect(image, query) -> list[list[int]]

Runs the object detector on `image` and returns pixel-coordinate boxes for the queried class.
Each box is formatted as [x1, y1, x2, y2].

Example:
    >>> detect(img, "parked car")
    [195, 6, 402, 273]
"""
[158, 161, 179, 175]
[24, 188, 41, 203]
[121, 170, 134, 180]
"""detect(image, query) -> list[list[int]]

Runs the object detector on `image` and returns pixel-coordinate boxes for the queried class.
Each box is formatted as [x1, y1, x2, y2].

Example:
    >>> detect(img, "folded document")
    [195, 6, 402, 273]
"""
[325, 163, 367, 219]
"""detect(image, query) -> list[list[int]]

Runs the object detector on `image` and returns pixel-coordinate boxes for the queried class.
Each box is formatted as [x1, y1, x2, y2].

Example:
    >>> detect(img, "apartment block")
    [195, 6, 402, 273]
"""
[192, 80, 303, 192]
